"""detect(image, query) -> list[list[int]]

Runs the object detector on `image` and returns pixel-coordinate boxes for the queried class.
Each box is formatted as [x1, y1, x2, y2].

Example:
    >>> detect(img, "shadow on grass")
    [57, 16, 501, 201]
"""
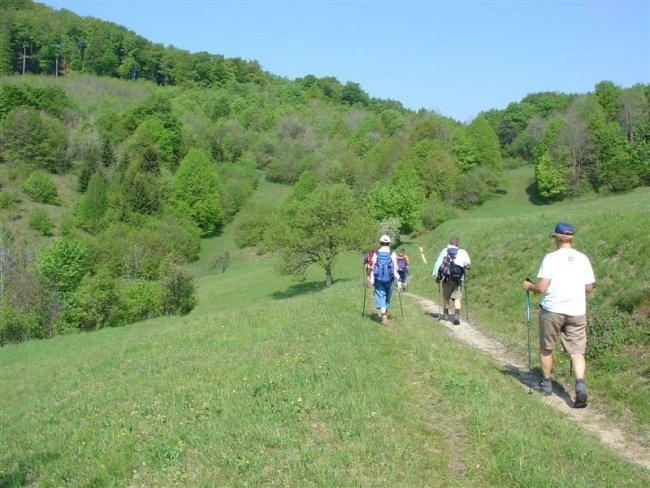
[421, 307, 576, 408]
[526, 181, 551, 206]
[1, 451, 60, 487]
[499, 364, 574, 407]
[270, 278, 353, 300]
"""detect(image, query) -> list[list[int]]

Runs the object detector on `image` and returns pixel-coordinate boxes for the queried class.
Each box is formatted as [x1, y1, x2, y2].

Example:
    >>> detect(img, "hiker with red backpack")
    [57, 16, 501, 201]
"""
[432, 236, 471, 325]
[369, 235, 400, 326]
[363, 247, 377, 288]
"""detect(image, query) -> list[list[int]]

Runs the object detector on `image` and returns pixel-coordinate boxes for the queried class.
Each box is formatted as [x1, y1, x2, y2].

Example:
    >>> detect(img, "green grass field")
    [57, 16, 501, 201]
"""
[1, 166, 649, 486]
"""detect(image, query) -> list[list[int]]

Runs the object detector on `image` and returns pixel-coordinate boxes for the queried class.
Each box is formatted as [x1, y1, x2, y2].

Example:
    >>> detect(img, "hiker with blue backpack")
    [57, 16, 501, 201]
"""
[397, 249, 410, 292]
[433, 236, 471, 325]
[369, 235, 401, 326]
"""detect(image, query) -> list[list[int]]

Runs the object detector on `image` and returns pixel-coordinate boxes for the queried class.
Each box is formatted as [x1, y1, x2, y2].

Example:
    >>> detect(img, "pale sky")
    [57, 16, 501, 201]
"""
[40, 0, 650, 122]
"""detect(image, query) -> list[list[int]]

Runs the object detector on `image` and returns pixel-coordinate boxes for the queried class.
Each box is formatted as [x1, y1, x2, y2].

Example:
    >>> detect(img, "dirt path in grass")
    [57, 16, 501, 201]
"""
[406, 292, 650, 471]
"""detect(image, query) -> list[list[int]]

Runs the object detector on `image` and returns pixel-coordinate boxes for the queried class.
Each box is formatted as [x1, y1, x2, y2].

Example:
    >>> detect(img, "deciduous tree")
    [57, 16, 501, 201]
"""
[274, 184, 372, 286]
[367, 164, 426, 233]
[172, 148, 223, 236]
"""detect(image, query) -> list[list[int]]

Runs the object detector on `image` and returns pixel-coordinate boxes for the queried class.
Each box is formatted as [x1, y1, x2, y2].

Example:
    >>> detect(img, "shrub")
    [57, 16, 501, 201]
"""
[36, 237, 90, 293]
[121, 166, 161, 216]
[218, 164, 259, 222]
[367, 165, 427, 234]
[0, 304, 43, 345]
[234, 203, 274, 250]
[0, 107, 68, 172]
[67, 270, 120, 331]
[96, 216, 200, 280]
[119, 279, 165, 323]
[377, 217, 401, 246]
[75, 171, 109, 235]
[22, 171, 61, 205]
[128, 117, 177, 172]
[28, 208, 54, 236]
[587, 308, 627, 359]
[421, 198, 457, 231]
[0, 84, 68, 119]
[161, 265, 196, 315]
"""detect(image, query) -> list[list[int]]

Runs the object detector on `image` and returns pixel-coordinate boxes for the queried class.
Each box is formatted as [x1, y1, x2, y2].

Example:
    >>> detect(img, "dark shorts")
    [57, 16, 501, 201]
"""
[539, 308, 587, 355]
[441, 280, 462, 303]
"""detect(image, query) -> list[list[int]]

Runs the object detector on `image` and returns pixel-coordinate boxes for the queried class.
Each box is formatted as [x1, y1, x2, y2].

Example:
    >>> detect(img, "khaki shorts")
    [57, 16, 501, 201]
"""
[441, 280, 462, 306]
[539, 308, 587, 355]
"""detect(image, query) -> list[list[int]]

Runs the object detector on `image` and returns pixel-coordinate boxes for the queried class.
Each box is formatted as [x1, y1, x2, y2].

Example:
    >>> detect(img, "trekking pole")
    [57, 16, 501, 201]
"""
[525, 278, 533, 394]
[464, 271, 469, 321]
[362, 284, 368, 317]
[362, 267, 368, 317]
[396, 281, 404, 317]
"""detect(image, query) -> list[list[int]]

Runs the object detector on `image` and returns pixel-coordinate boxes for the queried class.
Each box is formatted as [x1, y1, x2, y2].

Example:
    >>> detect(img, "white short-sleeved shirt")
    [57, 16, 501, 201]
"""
[432, 245, 471, 281]
[538, 247, 595, 316]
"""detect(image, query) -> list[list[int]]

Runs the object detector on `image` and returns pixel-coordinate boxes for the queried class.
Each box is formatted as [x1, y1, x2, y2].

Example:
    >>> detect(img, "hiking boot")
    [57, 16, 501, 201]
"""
[537, 378, 552, 396]
[381, 314, 389, 326]
[574, 386, 588, 408]
[452, 316, 460, 325]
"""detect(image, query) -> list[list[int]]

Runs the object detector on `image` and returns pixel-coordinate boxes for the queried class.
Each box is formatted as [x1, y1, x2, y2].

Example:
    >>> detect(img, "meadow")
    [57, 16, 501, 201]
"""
[1, 167, 649, 486]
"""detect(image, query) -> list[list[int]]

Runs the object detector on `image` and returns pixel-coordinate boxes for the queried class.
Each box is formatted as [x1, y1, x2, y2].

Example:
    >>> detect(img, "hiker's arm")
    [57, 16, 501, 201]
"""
[523, 278, 550, 294]
[432, 250, 444, 277]
[585, 283, 594, 294]
[371, 254, 378, 284]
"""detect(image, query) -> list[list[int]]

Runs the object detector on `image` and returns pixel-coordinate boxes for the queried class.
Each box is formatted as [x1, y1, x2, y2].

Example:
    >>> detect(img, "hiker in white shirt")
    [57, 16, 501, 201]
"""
[523, 222, 595, 408]
[433, 236, 471, 325]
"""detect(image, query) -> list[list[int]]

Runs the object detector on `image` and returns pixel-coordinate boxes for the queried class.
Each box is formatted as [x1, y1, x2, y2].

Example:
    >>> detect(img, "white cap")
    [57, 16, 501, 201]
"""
[379, 234, 391, 244]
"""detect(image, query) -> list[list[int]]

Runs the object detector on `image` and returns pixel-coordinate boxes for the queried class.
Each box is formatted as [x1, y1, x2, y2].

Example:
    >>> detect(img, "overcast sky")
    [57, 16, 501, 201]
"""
[40, 0, 650, 122]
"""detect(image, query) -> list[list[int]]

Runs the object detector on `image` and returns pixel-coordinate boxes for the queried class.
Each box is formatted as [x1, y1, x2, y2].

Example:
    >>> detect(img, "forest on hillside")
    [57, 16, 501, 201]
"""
[0, 0, 648, 344]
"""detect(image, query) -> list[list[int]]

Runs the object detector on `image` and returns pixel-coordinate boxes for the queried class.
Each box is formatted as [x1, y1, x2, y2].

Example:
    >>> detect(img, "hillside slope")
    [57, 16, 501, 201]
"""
[1, 168, 649, 486]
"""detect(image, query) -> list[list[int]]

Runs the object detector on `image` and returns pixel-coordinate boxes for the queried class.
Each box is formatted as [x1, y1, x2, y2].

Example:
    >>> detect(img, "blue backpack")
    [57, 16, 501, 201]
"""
[373, 251, 394, 283]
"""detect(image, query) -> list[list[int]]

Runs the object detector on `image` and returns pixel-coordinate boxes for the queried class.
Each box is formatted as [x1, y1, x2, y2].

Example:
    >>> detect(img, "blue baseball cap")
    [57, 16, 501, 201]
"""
[553, 222, 575, 236]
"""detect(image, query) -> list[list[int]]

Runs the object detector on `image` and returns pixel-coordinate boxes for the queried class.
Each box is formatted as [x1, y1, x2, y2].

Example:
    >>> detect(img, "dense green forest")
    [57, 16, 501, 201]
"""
[0, 0, 648, 344]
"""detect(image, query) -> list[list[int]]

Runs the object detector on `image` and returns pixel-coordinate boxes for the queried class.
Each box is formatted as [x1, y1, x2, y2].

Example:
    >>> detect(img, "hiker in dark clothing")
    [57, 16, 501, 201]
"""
[397, 249, 410, 292]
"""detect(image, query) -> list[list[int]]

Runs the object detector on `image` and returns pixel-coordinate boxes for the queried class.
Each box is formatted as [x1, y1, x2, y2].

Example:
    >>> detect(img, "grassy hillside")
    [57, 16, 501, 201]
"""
[409, 166, 650, 428]
[2, 167, 649, 486]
